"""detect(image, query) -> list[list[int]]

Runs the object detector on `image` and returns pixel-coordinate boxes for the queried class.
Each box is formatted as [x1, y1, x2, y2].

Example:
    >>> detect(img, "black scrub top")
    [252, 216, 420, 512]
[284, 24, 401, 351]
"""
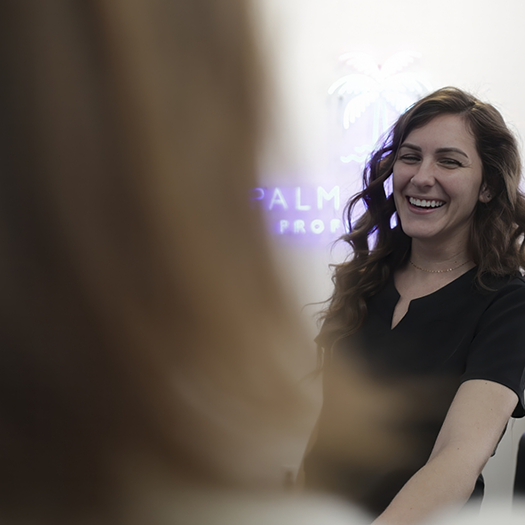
[304, 268, 525, 515]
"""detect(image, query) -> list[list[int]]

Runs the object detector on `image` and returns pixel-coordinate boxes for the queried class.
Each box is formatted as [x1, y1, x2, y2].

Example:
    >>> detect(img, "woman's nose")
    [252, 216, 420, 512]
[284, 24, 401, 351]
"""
[410, 161, 435, 187]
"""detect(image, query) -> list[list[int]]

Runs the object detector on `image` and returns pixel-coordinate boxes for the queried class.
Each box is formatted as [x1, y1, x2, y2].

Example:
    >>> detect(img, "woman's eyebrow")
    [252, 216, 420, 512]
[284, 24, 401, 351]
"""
[435, 147, 469, 159]
[399, 142, 421, 152]
[399, 143, 469, 159]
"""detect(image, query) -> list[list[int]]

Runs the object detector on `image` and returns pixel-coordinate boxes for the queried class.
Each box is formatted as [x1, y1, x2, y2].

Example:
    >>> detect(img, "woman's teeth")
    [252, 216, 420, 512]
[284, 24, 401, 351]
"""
[409, 197, 445, 209]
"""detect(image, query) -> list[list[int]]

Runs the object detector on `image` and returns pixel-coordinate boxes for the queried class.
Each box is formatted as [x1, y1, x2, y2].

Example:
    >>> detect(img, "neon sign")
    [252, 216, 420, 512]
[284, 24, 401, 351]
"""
[329, 51, 431, 163]
[256, 51, 430, 241]
[251, 186, 346, 237]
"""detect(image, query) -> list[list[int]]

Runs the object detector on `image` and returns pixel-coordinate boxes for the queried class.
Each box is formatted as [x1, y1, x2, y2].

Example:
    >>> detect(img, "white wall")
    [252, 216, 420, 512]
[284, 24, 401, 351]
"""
[254, 0, 525, 511]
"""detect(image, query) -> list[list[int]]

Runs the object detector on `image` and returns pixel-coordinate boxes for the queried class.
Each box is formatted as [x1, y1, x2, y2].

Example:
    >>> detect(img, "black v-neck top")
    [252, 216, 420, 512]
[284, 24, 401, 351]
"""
[353, 269, 525, 413]
[304, 269, 525, 515]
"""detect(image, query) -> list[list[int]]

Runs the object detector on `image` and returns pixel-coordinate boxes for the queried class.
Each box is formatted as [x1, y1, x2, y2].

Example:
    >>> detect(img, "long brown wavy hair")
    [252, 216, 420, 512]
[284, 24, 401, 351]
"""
[317, 87, 525, 352]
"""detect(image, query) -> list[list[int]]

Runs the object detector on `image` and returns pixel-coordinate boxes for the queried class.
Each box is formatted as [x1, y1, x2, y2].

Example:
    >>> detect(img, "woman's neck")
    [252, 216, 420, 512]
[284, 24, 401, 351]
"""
[408, 239, 472, 274]
[392, 239, 475, 315]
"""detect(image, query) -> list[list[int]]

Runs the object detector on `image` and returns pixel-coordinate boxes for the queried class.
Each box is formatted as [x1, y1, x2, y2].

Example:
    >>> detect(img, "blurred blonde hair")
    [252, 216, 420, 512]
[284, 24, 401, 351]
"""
[0, 0, 309, 521]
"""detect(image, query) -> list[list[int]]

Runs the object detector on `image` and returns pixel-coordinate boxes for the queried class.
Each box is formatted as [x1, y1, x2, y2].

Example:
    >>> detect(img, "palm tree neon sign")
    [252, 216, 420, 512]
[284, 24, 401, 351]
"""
[329, 51, 432, 163]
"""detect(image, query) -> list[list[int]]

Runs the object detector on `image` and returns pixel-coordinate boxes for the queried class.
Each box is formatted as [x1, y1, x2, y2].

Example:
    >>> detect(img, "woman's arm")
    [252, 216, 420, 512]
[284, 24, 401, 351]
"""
[372, 379, 518, 525]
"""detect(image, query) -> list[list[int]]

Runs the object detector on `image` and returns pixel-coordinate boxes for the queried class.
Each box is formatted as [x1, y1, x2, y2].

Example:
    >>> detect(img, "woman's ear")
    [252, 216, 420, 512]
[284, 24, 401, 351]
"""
[479, 183, 493, 203]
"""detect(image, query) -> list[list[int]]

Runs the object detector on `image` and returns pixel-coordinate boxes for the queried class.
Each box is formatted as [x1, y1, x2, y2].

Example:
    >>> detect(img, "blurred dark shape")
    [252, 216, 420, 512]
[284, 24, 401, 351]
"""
[0, 0, 312, 523]
[304, 349, 462, 515]
[514, 433, 525, 500]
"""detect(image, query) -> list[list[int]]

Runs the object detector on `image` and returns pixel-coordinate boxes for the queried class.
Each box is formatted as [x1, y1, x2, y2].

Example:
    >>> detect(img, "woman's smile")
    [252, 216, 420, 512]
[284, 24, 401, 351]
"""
[406, 196, 446, 210]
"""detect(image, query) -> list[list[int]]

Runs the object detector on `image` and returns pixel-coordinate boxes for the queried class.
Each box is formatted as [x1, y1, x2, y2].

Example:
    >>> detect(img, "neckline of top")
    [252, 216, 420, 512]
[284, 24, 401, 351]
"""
[391, 265, 477, 303]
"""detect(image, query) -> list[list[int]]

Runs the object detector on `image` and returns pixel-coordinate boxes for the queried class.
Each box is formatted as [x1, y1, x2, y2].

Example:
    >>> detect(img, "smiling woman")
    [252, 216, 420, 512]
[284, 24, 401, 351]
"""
[393, 114, 488, 254]
[302, 87, 525, 524]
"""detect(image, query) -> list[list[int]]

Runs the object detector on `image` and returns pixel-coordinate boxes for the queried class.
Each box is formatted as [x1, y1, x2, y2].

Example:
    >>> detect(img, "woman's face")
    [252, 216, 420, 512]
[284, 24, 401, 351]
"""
[392, 114, 490, 250]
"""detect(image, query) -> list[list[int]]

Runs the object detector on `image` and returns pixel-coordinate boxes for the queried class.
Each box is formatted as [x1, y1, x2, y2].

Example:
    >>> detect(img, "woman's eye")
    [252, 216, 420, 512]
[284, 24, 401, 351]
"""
[439, 158, 462, 168]
[399, 154, 420, 163]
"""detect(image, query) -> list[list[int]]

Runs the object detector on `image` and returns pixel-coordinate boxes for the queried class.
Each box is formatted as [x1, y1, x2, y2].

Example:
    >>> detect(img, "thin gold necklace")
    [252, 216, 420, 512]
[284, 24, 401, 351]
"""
[409, 259, 470, 274]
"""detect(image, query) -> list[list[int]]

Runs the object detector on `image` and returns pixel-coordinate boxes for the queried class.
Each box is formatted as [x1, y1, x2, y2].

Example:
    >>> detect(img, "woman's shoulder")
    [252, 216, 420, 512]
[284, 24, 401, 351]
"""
[473, 271, 525, 297]
[468, 273, 525, 324]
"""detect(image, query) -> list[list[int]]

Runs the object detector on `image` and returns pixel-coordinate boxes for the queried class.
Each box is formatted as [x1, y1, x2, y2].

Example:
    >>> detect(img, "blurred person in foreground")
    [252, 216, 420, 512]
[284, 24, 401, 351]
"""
[303, 88, 525, 524]
[0, 1, 375, 524]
